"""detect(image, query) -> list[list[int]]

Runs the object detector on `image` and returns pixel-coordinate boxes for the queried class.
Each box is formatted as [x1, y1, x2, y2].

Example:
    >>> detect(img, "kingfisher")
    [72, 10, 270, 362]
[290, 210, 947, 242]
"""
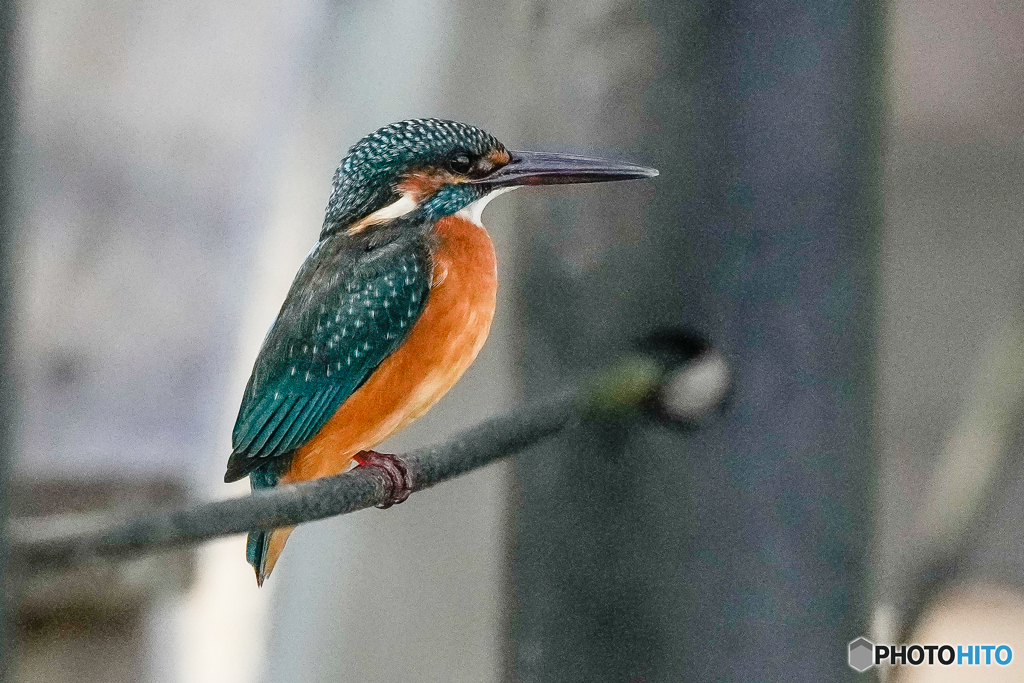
[224, 118, 657, 585]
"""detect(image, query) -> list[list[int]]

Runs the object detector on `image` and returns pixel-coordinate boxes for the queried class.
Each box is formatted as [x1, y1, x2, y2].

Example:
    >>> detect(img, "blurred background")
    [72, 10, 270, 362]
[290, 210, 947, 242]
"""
[1, 0, 1023, 681]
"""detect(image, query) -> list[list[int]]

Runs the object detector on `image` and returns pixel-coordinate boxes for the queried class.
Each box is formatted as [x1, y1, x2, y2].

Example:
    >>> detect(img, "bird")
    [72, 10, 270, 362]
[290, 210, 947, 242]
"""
[224, 118, 657, 585]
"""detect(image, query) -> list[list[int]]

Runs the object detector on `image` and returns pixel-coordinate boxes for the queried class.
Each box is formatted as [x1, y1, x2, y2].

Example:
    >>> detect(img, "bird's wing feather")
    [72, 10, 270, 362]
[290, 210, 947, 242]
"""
[224, 235, 431, 482]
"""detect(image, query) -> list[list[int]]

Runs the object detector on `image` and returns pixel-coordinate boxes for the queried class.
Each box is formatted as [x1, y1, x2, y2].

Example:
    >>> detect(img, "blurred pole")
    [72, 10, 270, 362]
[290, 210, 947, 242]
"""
[0, 0, 15, 677]
[512, 0, 881, 681]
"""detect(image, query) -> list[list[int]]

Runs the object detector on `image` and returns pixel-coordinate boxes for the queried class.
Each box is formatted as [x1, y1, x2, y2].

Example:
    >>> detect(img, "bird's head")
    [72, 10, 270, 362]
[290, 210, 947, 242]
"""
[322, 118, 657, 237]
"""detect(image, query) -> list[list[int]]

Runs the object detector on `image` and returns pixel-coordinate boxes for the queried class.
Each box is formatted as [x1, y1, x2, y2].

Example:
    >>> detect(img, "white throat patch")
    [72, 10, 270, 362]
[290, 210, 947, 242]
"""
[349, 186, 515, 234]
[347, 193, 419, 234]
[456, 187, 516, 227]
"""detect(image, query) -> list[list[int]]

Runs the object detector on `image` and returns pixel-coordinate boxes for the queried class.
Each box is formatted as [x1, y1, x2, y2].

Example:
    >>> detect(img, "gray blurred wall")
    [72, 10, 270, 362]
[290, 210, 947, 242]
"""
[14, 0, 329, 681]
[16, 0, 325, 484]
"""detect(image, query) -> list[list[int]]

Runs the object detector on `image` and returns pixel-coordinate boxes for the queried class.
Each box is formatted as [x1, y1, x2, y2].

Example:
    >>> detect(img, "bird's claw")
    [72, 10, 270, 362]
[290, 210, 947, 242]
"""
[354, 450, 416, 508]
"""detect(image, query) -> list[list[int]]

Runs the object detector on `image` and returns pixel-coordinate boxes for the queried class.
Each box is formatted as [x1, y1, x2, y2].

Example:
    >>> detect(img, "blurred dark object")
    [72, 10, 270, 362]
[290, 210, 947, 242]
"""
[10, 479, 193, 683]
[1, 0, 18, 677]
[512, 0, 880, 681]
[634, 329, 731, 426]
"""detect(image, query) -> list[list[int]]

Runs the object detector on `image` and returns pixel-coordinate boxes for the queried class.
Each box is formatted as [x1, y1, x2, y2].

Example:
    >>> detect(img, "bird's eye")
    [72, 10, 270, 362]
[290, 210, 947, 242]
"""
[446, 151, 474, 175]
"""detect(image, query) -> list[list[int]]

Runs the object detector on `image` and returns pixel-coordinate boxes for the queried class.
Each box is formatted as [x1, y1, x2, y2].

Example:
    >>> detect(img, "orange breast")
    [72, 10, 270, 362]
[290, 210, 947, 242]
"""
[280, 215, 498, 484]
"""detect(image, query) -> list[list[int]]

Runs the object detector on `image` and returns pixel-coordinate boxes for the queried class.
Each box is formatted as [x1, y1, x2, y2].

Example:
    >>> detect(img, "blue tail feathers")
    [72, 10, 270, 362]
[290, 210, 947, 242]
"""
[246, 463, 281, 580]
[247, 530, 268, 572]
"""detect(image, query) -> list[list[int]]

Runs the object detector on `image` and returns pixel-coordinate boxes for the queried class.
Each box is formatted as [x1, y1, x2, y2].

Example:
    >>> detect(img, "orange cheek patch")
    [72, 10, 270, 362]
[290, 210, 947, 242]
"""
[399, 169, 456, 199]
[489, 149, 511, 165]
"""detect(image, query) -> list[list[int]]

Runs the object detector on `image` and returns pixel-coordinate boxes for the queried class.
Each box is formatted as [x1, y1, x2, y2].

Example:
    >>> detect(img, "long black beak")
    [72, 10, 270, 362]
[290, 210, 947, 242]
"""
[472, 150, 658, 188]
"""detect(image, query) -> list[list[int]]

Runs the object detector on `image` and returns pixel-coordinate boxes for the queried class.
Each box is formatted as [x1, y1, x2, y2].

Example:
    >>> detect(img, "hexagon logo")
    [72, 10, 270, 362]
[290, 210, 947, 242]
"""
[848, 637, 875, 672]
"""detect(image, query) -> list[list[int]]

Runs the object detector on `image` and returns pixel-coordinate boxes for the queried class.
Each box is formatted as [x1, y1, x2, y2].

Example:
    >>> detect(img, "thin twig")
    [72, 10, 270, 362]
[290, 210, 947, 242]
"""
[874, 310, 1024, 651]
[11, 339, 730, 569]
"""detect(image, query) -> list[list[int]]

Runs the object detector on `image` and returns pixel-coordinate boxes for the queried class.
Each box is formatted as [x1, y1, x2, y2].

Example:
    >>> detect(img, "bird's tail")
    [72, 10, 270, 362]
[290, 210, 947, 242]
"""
[247, 526, 295, 586]
[246, 462, 293, 586]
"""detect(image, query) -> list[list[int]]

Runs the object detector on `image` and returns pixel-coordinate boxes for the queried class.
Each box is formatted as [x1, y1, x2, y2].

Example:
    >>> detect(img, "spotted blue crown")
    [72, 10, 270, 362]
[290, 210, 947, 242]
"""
[323, 118, 504, 233]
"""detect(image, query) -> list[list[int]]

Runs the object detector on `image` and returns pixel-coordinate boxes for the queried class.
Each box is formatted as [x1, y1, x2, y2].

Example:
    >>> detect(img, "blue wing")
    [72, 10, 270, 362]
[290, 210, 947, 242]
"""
[224, 234, 431, 483]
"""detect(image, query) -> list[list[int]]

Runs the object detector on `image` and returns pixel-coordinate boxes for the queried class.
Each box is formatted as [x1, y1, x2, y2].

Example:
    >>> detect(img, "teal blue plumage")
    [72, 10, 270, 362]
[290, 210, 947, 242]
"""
[233, 230, 433, 572]
[224, 232, 432, 484]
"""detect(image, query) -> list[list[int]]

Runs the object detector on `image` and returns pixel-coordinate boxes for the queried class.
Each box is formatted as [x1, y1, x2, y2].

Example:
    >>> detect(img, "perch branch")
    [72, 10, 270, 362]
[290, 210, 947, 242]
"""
[11, 340, 730, 569]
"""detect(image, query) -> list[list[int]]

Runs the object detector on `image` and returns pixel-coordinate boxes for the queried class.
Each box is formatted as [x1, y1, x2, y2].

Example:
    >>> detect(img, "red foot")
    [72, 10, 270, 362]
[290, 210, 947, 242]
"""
[353, 450, 416, 508]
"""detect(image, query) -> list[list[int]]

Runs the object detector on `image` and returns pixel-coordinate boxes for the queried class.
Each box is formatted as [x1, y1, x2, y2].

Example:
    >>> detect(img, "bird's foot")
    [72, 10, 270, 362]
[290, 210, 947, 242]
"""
[353, 450, 416, 508]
